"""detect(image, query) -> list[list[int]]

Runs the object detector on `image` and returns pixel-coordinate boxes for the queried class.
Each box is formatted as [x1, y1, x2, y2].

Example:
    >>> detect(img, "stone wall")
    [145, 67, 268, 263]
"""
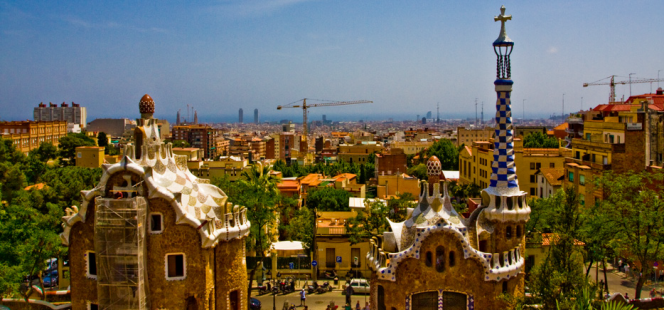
[146, 197, 213, 310]
[215, 237, 248, 310]
[69, 199, 98, 310]
[369, 230, 524, 310]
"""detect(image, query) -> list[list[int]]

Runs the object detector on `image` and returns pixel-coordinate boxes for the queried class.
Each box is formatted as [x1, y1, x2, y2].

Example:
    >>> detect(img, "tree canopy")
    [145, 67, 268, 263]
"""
[58, 133, 96, 166]
[523, 132, 559, 149]
[306, 187, 352, 211]
[427, 139, 461, 170]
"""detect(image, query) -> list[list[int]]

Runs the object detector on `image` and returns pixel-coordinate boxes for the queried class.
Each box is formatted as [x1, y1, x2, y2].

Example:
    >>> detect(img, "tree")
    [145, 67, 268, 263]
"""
[306, 187, 351, 211]
[97, 132, 108, 148]
[172, 140, 190, 148]
[590, 170, 664, 299]
[528, 187, 587, 309]
[32, 142, 57, 163]
[213, 164, 281, 303]
[346, 193, 414, 245]
[407, 164, 428, 180]
[283, 206, 315, 251]
[427, 139, 460, 170]
[0, 190, 66, 301]
[57, 133, 96, 166]
[523, 132, 559, 149]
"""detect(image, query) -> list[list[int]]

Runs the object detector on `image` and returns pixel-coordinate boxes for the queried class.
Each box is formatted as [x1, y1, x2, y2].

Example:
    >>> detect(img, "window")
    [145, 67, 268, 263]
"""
[568, 172, 574, 182]
[150, 213, 163, 233]
[425, 251, 433, 267]
[530, 188, 536, 196]
[550, 163, 555, 168]
[585, 133, 591, 140]
[443, 292, 467, 310]
[412, 291, 438, 310]
[506, 226, 513, 239]
[580, 195, 585, 206]
[516, 225, 522, 238]
[435, 246, 445, 272]
[479, 240, 487, 252]
[88, 303, 99, 310]
[166, 253, 186, 280]
[536, 163, 541, 169]
[530, 163, 535, 170]
[448, 251, 456, 267]
[530, 175, 536, 183]
[579, 175, 585, 186]
[86, 251, 97, 279]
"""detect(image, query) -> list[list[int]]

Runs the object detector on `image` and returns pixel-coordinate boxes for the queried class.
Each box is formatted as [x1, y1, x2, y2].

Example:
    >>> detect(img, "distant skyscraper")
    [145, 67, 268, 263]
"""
[421, 117, 426, 124]
[417, 115, 420, 121]
[322, 115, 327, 122]
[194, 111, 198, 124]
[426, 111, 432, 119]
[176, 110, 181, 125]
[239, 108, 243, 123]
[254, 108, 259, 124]
[34, 102, 87, 128]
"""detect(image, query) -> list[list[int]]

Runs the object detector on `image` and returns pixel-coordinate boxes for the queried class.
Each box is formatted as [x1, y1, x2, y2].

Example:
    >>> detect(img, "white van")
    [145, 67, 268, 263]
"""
[348, 279, 370, 294]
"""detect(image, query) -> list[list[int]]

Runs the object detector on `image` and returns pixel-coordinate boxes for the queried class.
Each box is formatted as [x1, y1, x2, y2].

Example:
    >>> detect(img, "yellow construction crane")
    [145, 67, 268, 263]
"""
[277, 98, 372, 142]
[583, 75, 664, 103]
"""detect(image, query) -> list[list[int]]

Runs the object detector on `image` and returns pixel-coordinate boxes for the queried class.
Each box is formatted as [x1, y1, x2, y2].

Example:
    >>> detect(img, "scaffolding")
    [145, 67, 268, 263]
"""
[94, 197, 149, 310]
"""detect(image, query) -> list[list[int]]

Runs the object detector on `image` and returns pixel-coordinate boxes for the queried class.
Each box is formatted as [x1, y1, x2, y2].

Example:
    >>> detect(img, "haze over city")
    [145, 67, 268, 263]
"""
[2, 1, 663, 123]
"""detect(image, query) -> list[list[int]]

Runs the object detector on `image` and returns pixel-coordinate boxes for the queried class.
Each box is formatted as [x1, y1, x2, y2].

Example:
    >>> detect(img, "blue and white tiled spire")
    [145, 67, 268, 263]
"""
[483, 6, 529, 222]
[489, 5, 519, 195]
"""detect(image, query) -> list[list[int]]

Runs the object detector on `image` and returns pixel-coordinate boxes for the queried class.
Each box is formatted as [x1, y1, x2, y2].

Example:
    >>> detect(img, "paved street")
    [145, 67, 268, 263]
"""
[588, 263, 664, 298]
[253, 291, 370, 310]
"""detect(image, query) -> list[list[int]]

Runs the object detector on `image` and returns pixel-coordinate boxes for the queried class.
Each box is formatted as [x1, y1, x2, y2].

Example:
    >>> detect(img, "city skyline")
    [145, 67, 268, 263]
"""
[1, 1, 663, 123]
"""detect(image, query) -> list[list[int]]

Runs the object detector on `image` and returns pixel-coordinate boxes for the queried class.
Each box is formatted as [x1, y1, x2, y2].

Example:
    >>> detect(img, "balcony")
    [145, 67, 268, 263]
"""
[567, 118, 584, 124]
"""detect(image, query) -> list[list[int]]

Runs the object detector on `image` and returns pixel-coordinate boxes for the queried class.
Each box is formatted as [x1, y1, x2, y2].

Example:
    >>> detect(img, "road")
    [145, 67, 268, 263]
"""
[588, 263, 664, 298]
[253, 291, 370, 310]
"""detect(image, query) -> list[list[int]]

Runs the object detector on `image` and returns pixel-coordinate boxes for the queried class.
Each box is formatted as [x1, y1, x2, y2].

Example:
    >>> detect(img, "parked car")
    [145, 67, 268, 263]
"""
[43, 271, 58, 288]
[348, 278, 370, 294]
[249, 297, 261, 310]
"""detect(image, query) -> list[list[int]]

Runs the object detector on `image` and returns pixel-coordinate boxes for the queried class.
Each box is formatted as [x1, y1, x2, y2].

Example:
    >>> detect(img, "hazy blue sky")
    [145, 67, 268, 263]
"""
[1, 1, 663, 123]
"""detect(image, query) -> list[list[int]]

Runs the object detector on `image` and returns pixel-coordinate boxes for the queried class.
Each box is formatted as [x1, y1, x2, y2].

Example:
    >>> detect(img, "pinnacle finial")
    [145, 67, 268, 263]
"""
[493, 5, 513, 45]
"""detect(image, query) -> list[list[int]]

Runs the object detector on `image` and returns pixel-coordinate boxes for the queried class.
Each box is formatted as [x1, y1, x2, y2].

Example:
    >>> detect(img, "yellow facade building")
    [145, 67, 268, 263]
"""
[75, 146, 105, 168]
[456, 126, 494, 147]
[338, 142, 384, 164]
[0, 120, 67, 153]
[459, 139, 570, 197]
[390, 141, 433, 155]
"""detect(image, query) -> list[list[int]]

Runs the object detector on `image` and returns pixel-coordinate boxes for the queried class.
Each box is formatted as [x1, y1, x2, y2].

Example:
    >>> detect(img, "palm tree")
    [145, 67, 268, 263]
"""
[239, 163, 281, 302]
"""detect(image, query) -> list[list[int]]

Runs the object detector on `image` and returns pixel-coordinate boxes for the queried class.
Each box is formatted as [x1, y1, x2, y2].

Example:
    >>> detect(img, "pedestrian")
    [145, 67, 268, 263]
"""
[326, 305, 331, 310]
[300, 288, 306, 307]
[364, 302, 370, 310]
[618, 259, 623, 272]
[344, 303, 352, 310]
[625, 293, 629, 300]
[345, 283, 354, 306]
[651, 288, 656, 298]
[356, 300, 361, 310]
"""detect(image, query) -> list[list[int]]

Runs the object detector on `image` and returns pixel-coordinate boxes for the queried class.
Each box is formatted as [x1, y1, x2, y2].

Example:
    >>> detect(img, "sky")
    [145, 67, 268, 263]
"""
[1, 1, 664, 124]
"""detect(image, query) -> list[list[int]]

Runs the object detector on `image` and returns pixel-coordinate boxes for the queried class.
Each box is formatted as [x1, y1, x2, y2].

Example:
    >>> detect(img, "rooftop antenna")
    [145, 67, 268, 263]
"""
[475, 98, 478, 127]
[187, 104, 190, 123]
[481, 102, 484, 126]
[562, 93, 565, 122]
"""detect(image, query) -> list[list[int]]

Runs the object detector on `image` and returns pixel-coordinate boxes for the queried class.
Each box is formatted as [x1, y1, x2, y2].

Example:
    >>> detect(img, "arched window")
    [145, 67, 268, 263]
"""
[495, 196, 502, 209]
[502, 281, 508, 294]
[507, 197, 513, 210]
[516, 225, 522, 238]
[448, 251, 456, 267]
[425, 251, 433, 267]
[435, 246, 445, 272]
[506, 226, 513, 239]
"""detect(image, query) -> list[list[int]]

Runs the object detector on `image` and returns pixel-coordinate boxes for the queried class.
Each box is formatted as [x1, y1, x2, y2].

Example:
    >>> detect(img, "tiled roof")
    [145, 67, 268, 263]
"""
[553, 122, 568, 131]
[538, 168, 564, 186]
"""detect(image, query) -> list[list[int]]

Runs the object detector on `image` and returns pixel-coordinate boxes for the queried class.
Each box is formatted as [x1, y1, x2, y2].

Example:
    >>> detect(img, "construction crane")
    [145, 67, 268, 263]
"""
[277, 98, 372, 142]
[583, 75, 664, 103]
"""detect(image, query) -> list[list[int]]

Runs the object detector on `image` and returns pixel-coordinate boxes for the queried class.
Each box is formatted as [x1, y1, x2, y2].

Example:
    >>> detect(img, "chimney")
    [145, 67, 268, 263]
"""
[657, 87, 663, 96]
